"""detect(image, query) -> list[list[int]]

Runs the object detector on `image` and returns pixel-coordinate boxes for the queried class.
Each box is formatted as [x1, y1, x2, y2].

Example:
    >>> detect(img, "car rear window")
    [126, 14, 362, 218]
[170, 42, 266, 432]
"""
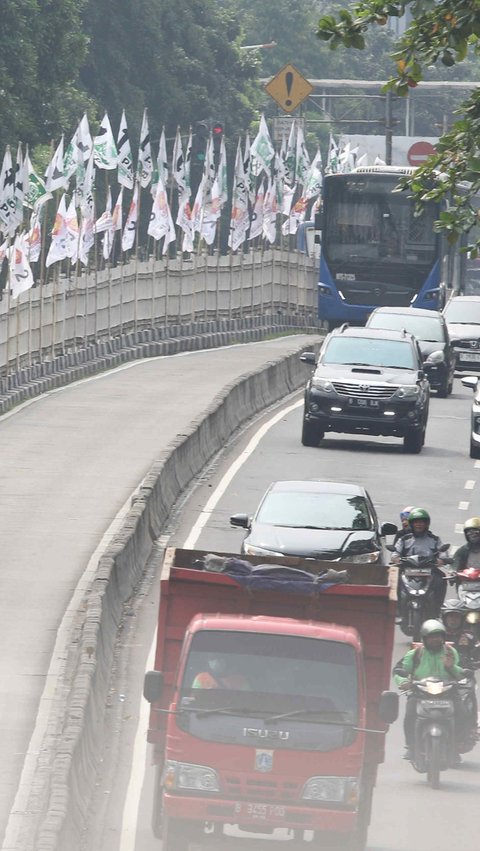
[368, 313, 444, 343]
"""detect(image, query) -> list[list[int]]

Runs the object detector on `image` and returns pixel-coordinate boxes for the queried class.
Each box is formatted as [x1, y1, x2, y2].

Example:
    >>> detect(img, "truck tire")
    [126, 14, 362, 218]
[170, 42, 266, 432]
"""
[301, 418, 323, 447]
[470, 439, 480, 459]
[403, 426, 424, 454]
[151, 766, 163, 839]
[162, 815, 186, 851]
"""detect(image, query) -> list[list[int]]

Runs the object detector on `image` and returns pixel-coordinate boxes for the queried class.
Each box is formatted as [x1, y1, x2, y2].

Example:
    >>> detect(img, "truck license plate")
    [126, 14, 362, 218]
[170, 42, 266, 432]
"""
[233, 802, 286, 820]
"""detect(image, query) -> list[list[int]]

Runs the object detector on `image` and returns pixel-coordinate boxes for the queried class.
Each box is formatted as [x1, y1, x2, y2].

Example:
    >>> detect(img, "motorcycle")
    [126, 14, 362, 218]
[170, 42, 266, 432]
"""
[407, 675, 477, 789]
[453, 565, 480, 640]
[394, 544, 452, 641]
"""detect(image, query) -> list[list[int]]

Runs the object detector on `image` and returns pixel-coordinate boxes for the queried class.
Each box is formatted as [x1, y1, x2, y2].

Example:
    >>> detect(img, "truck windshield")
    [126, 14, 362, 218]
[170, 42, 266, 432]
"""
[180, 630, 359, 725]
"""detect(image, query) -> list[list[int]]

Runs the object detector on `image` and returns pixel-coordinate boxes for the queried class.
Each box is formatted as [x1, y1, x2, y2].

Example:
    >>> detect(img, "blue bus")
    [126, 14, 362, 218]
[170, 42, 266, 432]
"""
[317, 166, 465, 327]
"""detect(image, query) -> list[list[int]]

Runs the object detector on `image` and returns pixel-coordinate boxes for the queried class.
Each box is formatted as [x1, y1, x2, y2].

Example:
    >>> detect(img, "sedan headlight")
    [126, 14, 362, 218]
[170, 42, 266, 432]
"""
[392, 385, 420, 399]
[163, 760, 220, 792]
[343, 550, 380, 564]
[302, 776, 358, 804]
[425, 350, 445, 364]
[311, 376, 334, 392]
[243, 543, 285, 557]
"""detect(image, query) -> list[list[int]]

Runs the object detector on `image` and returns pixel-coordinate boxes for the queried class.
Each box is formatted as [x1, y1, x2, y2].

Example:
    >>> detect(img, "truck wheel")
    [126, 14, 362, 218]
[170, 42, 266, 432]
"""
[301, 418, 323, 447]
[403, 426, 424, 454]
[470, 439, 480, 459]
[427, 736, 441, 789]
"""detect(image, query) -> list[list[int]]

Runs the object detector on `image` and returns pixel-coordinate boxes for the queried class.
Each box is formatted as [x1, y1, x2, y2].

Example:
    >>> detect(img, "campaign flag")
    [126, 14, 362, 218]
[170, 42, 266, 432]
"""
[25, 208, 42, 262]
[94, 188, 113, 234]
[46, 193, 68, 267]
[356, 152, 368, 167]
[243, 132, 256, 205]
[228, 139, 249, 252]
[249, 182, 265, 241]
[191, 176, 205, 236]
[12, 143, 25, 230]
[64, 114, 92, 180]
[374, 155, 386, 166]
[304, 148, 323, 200]
[152, 128, 168, 197]
[45, 136, 66, 192]
[183, 128, 192, 199]
[148, 176, 175, 251]
[282, 195, 308, 236]
[65, 197, 80, 261]
[263, 180, 278, 244]
[326, 134, 339, 174]
[93, 113, 118, 170]
[103, 187, 123, 259]
[24, 148, 50, 209]
[177, 195, 194, 252]
[117, 110, 134, 189]
[172, 127, 187, 199]
[214, 136, 228, 208]
[295, 125, 310, 188]
[9, 233, 35, 298]
[0, 146, 16, 232]
[121, 183, 138, 251]
[284, 121, 296, 188]
[273, 152, 285, 207]
[78, 213, 95, 266]
[137, 109, 153, 188]
[250, 115, 274, 176]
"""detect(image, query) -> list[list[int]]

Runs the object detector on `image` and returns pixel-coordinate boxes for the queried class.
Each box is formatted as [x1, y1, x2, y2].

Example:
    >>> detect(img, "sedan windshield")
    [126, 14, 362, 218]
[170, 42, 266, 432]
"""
[444, 301, 480, 324]
[256, 490, 373, 530]
[322, 337, 416, 369]
[368, 313, 444, 343]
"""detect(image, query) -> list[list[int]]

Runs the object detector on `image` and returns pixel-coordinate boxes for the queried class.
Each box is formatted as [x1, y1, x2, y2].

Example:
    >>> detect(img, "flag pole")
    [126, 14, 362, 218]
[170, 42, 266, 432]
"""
[5, 238, 12, 375]
[134, 181, 141, 334]
[38, 196, 50, 360]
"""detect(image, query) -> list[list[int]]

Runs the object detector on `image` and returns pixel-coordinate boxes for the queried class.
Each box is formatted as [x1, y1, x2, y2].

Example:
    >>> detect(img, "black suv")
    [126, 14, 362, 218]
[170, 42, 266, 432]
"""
[300, 326, 430, 453]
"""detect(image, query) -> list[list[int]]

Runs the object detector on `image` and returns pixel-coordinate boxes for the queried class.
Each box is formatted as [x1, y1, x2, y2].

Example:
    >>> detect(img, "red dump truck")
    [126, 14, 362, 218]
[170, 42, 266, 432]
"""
[144, 548, 398, 850]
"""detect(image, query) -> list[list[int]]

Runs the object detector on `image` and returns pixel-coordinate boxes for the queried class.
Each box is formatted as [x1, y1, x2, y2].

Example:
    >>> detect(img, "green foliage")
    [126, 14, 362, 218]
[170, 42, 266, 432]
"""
[316, 0, 480, 251]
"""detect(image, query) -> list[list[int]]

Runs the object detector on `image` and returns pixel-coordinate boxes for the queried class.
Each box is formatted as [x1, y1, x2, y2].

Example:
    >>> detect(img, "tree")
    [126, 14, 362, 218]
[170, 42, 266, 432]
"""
[317, 0, 480, 253]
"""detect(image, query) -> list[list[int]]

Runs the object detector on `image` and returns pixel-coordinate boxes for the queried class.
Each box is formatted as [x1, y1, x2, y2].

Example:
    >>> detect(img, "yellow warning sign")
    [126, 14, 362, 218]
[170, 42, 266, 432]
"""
[265, 64, 314, 114]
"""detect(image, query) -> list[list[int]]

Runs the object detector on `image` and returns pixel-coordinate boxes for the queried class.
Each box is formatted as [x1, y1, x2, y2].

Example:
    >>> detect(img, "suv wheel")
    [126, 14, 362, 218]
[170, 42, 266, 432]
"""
[301, 418, 324, 447]
[404, 426, 424, 454]
[470, 439, 480, 460]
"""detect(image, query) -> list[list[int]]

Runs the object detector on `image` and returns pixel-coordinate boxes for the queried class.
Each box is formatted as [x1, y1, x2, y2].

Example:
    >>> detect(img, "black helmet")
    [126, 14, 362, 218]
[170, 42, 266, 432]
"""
[463, 517, 480, 542]
[420, 619, 446, 643]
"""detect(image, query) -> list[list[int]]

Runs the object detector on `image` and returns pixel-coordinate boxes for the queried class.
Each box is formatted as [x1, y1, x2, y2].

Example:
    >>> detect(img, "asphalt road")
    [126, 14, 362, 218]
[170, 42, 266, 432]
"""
[90, 375, 480, 851]
[0, 335, 319, 849]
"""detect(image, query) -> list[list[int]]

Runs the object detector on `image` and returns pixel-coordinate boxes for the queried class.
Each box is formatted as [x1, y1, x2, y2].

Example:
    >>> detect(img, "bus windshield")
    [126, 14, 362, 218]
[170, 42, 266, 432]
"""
[323, 175, 438, 267]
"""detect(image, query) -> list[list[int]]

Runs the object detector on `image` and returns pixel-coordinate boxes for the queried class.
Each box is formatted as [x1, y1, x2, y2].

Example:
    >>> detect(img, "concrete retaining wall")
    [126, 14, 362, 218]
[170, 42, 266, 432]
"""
[32, 336, 323, 850]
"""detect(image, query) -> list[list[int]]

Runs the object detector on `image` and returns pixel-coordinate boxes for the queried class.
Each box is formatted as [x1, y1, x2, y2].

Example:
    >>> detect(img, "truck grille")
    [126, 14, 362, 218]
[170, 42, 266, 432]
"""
[332, 381, 395, 399]
[224, 775, 300, 801]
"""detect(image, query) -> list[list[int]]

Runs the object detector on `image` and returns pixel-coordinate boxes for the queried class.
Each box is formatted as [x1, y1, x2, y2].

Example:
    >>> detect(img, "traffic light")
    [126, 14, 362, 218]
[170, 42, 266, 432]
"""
[212, 122, 224, 169]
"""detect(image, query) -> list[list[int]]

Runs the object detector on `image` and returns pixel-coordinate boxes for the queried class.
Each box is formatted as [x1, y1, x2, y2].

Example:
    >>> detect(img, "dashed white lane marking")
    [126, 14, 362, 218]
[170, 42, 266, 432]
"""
[475, 461, 480, 469]
[459, 501, 470, 510]
[465, 480, 476, 489]
[455, 523, 465, 535]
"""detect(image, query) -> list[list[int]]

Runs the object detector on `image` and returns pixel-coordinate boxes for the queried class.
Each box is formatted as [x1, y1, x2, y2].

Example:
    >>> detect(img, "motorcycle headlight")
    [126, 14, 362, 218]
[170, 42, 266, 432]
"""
[343, 551, 380, 564]
[302, 776, 358, 804]
[311, 376, 334, 392]
[465, 611, 480, 624]
[393, 385, 420, 399]
[243, 543, 285, 557]
[163, 760, 220, 792]
[425, 350, 445, 364]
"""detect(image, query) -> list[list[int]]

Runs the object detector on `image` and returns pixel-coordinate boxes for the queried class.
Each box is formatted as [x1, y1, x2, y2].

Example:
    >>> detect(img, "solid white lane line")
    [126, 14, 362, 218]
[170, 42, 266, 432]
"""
[459, 501, 470, 510]
[183, 398, 303, 549]
[465, 480, 476, 489]
[119, 397, 303, 849]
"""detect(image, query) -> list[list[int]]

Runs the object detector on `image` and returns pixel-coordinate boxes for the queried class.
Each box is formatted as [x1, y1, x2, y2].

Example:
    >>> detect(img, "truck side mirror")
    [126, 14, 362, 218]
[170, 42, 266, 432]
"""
[381, 522, 398, 537]
[379, 690, 399, 724]
[144, 670, 164, 703]
[300, 351, 316, 366]
[230, 513, 250, 529]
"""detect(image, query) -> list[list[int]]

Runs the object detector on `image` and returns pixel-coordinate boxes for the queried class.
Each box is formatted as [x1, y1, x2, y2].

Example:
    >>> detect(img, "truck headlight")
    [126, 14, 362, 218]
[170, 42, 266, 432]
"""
[302, 776, 358, 804]
[393, 385, 420, 399]
[163, 761, 220, 792]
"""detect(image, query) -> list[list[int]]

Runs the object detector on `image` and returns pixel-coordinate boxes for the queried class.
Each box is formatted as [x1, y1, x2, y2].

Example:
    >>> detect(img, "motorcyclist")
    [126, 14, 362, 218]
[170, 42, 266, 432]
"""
[392, 507, 448, 614]
[393, 619, 470, 761]
[441, 599, 480, 668]
[451, 517, 480, 572]
[393, 506, 414, 545]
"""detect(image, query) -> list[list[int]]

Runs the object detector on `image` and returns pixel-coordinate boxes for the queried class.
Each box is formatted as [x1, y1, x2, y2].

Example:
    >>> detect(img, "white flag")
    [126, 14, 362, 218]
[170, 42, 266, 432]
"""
[284, 121, 296, 188]
[94, 188, 113, 234]
[148, 176, 176, 252]
[152, 128, 168, 197]
[249, 182, 265, 241]
[304, 148, 323, 200]
[250, 115, 275, 176]
[45, 136, 66, 192]
[228, 138, 249, 252]
[326, 134, 339, 174]
[263, 181, 278, 244]
[13, 143, 25, 230]
[172, 127, 187, 199]
[282, 195, 308, 236]
[64, 114, 92, 180]
[122, 183, 138, 251]
[94, 113, 118, 169]
[112, 187, 123, 232]
[9, 234, 34, 298]
[356, 152, 368, 167]
[295, 125, 310, 188]
[177, 195, 194, 252]
[213, 136, 228, 208]
[24, 148, 50, 209]
[65, 197, 80, 261]
[137, 109, 153, 188]
[117, 110, 133, 189]
[243, 132, 256, 205]
[25, 208, 42, 262]
[0, 146, 16, 232]
[46, 193, 68, 267]
[103, 187, 123, 259]
[191, 176, 205, 236]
